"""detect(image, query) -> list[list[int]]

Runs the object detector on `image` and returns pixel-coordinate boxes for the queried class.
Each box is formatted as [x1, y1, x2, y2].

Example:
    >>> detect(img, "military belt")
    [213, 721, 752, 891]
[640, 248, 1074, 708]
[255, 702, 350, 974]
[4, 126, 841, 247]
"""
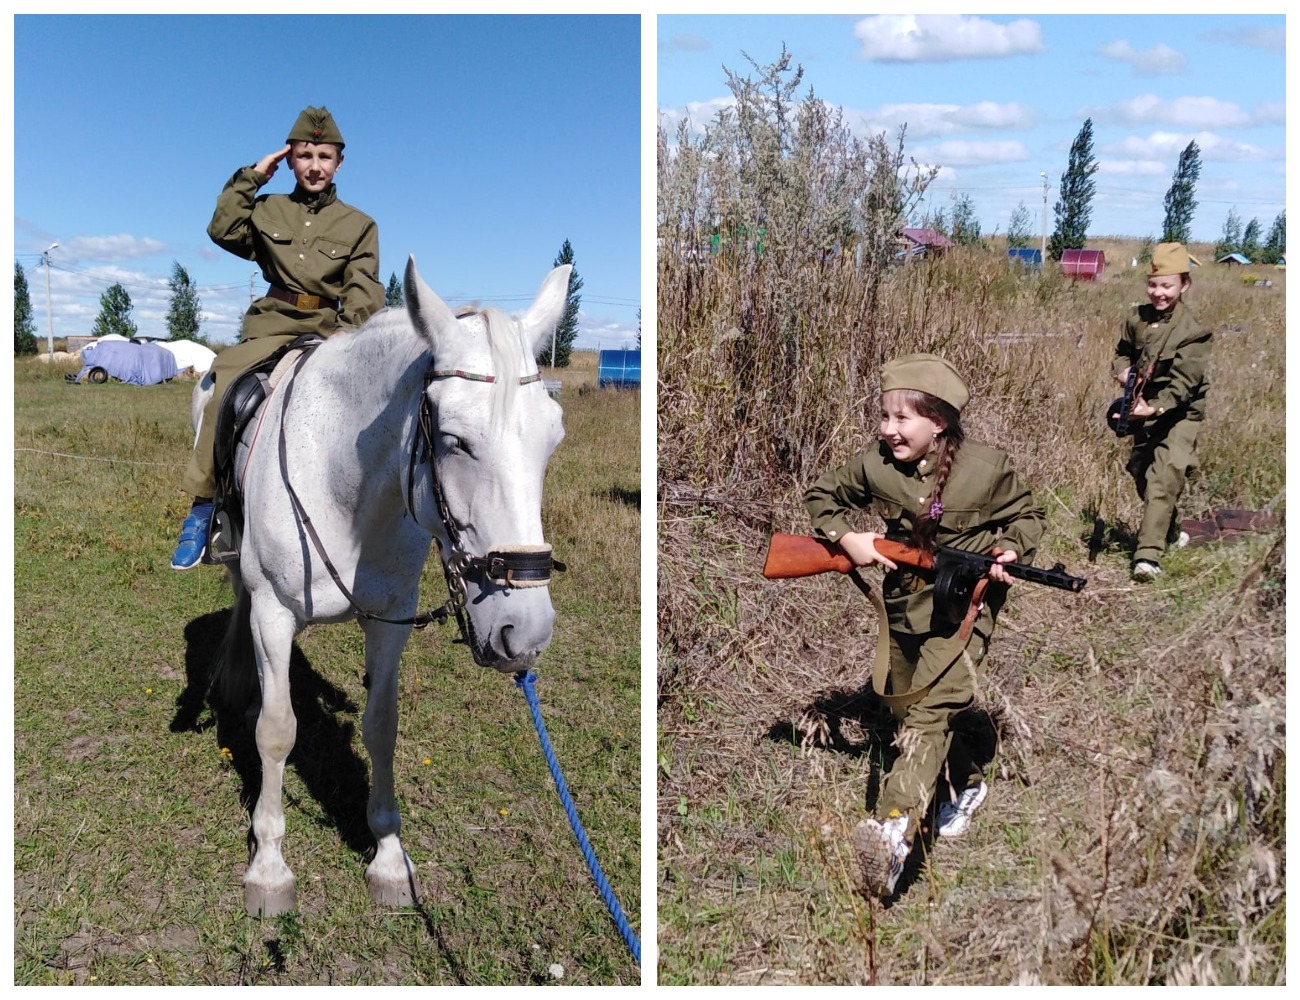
[267, 284, 339, 312]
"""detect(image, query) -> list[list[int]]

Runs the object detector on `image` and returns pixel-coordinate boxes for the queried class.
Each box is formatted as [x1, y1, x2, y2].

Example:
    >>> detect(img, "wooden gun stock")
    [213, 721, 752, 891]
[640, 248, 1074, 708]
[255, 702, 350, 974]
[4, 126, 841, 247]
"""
[761, 532, 934, 579]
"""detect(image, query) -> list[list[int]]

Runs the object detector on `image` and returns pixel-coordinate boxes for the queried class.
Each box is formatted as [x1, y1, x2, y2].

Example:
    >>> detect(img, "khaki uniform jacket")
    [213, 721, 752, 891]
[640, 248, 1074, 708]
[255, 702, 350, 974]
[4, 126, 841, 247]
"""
[1110, 300, 1211, 422]
[208, 166, 385, 340]
[805, 440, 1045, 637]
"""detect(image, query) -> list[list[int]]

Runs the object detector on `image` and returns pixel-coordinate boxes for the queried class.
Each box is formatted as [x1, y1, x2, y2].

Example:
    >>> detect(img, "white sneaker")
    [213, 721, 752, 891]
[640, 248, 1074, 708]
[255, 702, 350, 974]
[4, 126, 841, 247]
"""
[936, 781, 988, 838]
[1132, 560, 1162, 581]
[851, 814, 911, 897]
[1176, 531, 1191, 549]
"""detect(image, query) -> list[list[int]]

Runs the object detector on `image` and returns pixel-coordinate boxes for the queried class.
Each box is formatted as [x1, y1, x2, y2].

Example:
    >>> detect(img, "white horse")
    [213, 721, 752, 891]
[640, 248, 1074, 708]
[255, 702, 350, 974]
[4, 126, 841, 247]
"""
[210, 256, 569, 916]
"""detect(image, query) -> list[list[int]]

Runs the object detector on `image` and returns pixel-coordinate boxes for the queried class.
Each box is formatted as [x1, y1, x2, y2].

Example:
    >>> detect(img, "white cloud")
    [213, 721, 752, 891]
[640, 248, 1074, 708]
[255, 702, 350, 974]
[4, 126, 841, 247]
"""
[1084, 93, 1256, 129]
[64, 234, 168, 261]
[853, 14, 1043, 63]
[913, 139, 1031, 167]
[659, 33, 711, 53]
[1202, 24, 1285, 53]
[1104, 131, 1271, 164]
[658, 97, 735, 137]
[1097, 158, 1168, 177]
[847, 101, 1035, 140]
[1098, 40, 1186, 76]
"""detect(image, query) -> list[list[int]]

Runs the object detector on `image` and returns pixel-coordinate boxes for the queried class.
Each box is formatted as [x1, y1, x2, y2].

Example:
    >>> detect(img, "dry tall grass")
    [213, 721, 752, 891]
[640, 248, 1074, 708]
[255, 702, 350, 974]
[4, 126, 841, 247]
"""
[656, 240, 1285, 984]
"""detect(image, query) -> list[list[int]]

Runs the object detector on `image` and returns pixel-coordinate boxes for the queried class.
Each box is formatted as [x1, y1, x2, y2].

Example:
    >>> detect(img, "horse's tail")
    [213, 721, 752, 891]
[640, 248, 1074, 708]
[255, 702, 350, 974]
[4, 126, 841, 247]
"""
[210, 570, 259, 713]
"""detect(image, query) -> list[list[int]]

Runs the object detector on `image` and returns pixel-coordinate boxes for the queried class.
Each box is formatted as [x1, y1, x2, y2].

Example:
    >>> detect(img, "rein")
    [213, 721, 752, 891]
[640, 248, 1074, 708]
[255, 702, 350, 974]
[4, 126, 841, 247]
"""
[275, 353, 562, 652]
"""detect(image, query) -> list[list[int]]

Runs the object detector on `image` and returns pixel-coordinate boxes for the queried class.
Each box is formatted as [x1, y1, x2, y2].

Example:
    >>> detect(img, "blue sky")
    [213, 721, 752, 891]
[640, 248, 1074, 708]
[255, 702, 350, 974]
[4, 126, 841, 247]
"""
[657, 13, 1285, 246]
[12, 14, 641, 350]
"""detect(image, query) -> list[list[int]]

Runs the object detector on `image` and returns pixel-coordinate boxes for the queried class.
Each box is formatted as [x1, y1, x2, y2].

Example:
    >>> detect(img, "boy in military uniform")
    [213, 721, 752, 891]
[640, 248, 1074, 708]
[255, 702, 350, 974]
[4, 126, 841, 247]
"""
[804, 354, 1044, 897]
[171, 105, 385, 569]
[1110, 242, 1211, 581]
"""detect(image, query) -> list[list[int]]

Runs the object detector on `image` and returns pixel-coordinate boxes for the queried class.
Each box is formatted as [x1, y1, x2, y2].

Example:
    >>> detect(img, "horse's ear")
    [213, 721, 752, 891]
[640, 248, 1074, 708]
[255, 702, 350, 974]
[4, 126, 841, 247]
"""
[404, 254, 458, 347]
[518, 265, 572, 356]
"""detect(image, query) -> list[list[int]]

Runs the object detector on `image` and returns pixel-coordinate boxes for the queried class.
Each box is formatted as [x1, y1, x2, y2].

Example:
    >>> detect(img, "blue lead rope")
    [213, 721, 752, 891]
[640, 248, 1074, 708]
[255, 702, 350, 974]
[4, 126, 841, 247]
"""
[514, 670, 641, 966]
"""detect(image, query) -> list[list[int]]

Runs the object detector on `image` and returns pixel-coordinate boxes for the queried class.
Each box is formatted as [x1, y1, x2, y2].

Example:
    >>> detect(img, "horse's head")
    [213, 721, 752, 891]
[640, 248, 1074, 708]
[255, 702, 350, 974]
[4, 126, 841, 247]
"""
[405, 255, 569, 671]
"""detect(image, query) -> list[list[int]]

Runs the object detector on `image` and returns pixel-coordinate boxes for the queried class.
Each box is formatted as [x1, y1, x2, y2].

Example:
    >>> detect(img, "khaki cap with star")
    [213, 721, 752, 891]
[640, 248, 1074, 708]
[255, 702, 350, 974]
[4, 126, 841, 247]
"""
[287, 105, 345, 149]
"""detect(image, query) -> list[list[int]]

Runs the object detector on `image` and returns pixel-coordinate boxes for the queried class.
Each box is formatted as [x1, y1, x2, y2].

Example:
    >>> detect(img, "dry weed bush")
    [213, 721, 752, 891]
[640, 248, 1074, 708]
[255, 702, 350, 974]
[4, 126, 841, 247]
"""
[657, 49, 1284, 986]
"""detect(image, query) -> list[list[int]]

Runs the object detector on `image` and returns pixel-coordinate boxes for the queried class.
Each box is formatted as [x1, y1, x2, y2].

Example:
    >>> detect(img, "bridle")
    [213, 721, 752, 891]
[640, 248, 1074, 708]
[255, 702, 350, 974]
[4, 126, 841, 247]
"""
[276, 352, 563, 663]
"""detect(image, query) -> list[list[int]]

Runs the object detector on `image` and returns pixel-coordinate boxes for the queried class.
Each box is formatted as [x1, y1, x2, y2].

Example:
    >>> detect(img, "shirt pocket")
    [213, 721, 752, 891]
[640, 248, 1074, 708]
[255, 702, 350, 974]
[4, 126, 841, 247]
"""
[939, 506, 981, 532]
[257, 223, 295, 247]
[314, 238, 351, 265]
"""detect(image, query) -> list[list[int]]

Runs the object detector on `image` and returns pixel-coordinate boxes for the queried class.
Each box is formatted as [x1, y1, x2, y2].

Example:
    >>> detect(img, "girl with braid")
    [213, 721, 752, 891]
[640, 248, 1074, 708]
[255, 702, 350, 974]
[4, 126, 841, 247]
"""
[803, 354, 1044, 898]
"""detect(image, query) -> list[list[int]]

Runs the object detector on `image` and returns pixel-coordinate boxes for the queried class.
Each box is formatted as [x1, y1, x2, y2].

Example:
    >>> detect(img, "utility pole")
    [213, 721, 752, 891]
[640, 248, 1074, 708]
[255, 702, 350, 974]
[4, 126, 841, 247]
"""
[42, 242, 59, 355]
[250, 272, 256, 303]
[1039, 172, 1049, 268]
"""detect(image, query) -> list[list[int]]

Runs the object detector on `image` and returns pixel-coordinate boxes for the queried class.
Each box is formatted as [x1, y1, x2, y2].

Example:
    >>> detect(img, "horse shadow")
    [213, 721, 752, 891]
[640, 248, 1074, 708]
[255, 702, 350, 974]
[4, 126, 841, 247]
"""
[169, 608, 373, 856]
[763, 681, 1000, 905]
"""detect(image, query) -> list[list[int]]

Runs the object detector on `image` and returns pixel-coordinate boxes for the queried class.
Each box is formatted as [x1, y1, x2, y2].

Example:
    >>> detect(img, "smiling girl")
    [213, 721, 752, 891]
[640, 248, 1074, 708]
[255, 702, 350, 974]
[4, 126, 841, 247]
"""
[803, 353, 1044, 898]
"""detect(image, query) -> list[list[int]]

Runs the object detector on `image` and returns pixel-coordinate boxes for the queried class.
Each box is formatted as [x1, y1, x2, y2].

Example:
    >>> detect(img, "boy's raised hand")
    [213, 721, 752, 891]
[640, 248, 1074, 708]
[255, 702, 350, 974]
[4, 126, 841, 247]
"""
[254, 144, 293, 181]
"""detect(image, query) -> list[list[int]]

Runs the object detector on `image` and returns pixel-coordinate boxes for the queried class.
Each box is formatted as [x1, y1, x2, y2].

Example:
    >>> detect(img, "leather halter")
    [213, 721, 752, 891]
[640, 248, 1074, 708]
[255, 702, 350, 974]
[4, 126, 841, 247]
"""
[275, 352, 563, 663]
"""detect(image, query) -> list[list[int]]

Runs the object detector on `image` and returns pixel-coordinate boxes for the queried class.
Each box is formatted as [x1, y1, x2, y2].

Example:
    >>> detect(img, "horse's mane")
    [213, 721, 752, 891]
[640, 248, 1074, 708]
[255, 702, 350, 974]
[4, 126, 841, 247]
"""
[459, 304, 535, 436]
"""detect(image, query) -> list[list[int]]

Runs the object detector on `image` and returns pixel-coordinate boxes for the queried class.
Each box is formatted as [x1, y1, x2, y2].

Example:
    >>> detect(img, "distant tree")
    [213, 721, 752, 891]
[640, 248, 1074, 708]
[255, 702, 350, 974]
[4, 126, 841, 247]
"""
[1262, 211, 1285, 264]
[1213, 207, 1243, 259]
[1137, 236, 1156, 264]
[15, 261, 38, 355]
[385, 271, 404, 307]
[165, 261, 202, 341]
[1240, 217, 1263, 262]
[1006, 201, 1034, 249]
[538, 239, 582, 369]
[1160, 141, 1201, 245]
[1048, 118, 1099, 261]
[949, 193, 983, 247]
[924, 206, 949, 238]
[90, 282, 137, 340]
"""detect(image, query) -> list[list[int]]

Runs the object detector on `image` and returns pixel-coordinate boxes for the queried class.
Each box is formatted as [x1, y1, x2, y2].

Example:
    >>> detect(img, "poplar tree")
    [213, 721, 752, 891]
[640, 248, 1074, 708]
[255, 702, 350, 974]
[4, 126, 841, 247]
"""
[1262, 212, 1285, 264]
[1213, 207, 1242, 259]
[538, 239, 582, 369]
[1161, 140, 1201, 244]
[385, 272, 404, 307]
[165, 261, 202, 341]
[1240, 217, 1263, 262]
[1006, 202, 1034, 249]
[15, 261, 38, 354]
[1047, 118, 1098, 260]
[91, 283, 137, 340]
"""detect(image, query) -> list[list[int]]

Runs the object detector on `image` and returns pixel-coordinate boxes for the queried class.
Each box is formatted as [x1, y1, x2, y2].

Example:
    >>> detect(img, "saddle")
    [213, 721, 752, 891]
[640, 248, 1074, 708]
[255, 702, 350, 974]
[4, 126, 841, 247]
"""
[204, 334, 324, 564]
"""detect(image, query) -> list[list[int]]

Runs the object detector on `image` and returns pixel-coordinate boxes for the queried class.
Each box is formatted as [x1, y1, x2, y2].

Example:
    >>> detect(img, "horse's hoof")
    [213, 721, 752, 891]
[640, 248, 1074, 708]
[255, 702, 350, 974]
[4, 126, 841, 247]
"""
[244, 878, 297, 917]
[366, 863, 420, 908]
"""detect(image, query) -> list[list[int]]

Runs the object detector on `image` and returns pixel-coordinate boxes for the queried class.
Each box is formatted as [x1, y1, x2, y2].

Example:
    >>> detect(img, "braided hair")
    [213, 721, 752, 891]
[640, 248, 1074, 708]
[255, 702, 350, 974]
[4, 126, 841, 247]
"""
[891, 389, 965, 553]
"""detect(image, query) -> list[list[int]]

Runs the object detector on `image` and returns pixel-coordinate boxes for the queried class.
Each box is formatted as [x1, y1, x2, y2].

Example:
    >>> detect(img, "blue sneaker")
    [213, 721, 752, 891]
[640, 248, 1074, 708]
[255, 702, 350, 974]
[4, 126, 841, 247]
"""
[171, 501, 213, 570]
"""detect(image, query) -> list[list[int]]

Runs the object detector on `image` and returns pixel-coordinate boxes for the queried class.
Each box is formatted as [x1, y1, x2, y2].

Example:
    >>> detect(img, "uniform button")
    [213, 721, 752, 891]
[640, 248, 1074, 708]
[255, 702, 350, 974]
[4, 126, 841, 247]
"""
[299, 254, 305, 260]
[919, 496, 926, 503]
[828, 530, 837, 538]
[272, 232, 280, 238]
[304, 220, 312, 227]
[302, 239, 308, 245]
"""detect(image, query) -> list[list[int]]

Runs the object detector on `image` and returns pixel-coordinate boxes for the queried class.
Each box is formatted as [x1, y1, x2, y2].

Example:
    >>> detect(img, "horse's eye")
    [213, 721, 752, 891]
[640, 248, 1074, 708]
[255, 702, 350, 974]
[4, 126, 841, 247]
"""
[439, 433, 471, 457]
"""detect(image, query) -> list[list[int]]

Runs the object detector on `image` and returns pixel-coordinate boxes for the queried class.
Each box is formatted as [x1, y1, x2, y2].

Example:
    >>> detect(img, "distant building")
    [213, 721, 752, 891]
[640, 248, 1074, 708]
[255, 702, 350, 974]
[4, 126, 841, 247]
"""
[1060, 248, 1106, 281]
[896, 227, 954, 263]
[1006, 247, 1042, 271]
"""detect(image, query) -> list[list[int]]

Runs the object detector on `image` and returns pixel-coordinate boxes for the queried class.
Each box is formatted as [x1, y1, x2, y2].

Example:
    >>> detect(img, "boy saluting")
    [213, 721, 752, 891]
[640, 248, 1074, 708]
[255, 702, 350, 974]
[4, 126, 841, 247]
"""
[171, 105, 384, 569]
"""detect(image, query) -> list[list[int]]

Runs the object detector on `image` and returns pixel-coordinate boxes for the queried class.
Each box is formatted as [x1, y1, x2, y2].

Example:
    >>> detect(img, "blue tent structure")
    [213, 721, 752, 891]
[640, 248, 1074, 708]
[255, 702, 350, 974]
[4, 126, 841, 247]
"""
[70, 340, 180, 385]
[1007, 247, 1043, 270]
[597, 349, 641, 389]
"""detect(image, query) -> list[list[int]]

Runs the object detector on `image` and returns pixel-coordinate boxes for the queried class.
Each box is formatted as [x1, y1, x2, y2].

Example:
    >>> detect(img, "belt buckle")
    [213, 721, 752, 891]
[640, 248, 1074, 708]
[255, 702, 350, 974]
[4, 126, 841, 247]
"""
[295, 293, 321, 310]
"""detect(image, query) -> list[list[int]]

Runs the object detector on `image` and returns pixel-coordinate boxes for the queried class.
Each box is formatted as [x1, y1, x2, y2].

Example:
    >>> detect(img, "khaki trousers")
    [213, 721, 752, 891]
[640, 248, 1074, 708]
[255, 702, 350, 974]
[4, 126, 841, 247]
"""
[179, 334, 297, 498]
[1127, 417, 1201, 564]
[874, 630, 987, 839]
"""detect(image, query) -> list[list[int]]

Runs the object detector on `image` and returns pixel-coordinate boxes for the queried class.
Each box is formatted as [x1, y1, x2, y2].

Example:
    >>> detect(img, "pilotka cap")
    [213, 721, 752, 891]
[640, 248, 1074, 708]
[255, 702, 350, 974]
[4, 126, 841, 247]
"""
[1149, 242, 1191, 277]
[881, 353, 970, 412]
[287, 105, 345, 149]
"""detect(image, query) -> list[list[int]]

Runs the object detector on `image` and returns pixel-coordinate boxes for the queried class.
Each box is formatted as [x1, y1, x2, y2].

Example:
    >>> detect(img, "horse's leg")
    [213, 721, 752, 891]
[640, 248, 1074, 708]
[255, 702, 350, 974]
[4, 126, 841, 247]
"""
[359, 618, 421, 907]
[242, 602, 300, 916]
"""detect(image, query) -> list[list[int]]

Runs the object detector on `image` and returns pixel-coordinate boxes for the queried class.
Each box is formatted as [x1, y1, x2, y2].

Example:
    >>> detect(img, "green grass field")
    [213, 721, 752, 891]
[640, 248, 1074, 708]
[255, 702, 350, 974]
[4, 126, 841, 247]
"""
[12, 350, 641, 986]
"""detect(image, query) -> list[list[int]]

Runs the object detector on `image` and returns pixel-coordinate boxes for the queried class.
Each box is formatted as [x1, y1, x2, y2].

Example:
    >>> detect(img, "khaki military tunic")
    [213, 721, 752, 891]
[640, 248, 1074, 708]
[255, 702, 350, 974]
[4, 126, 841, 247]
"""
[805, 439, 1044, 638]
[804, 439, 1044, 835]
[1110, 300, 1211, 563]
[180, 168, 384, 499]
